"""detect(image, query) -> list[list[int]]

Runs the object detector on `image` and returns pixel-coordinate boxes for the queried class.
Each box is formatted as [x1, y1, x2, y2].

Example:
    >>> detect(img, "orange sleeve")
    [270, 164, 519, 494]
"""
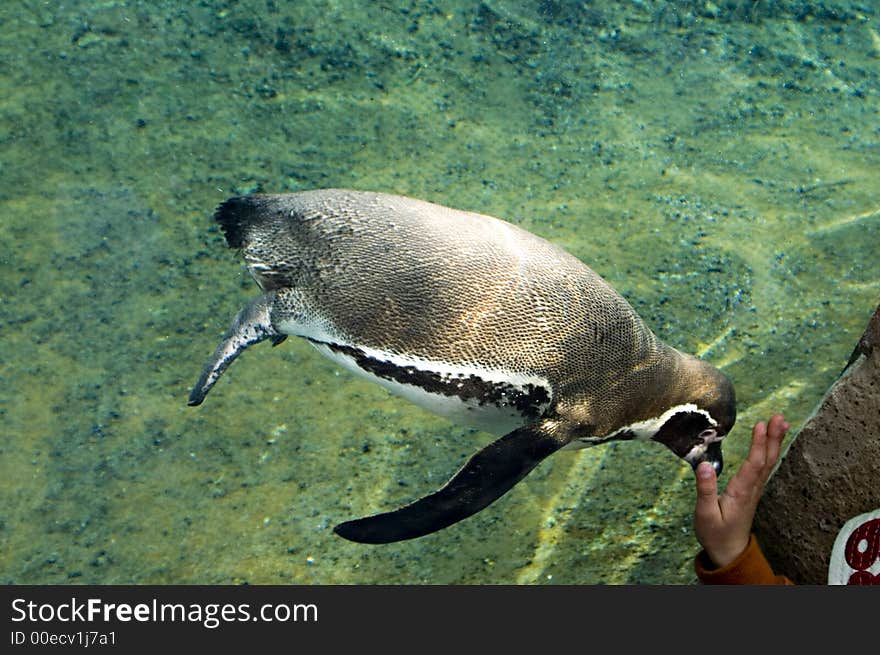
[694, 534, 794, 585]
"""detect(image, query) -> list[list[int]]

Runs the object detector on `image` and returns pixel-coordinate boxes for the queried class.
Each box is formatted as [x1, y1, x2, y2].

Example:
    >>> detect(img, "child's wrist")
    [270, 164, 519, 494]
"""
[707, 537, 750, 569]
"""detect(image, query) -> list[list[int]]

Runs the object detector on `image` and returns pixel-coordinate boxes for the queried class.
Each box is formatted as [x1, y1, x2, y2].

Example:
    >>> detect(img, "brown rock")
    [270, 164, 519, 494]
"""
[753, 303, 880, 584]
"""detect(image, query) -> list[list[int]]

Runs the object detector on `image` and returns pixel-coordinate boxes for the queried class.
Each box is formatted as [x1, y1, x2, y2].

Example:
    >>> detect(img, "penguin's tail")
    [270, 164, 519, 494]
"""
[213, 195, 279, 249]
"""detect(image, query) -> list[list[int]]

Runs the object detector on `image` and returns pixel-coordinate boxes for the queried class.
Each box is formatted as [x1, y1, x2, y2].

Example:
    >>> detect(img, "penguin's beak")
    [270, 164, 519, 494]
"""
[689, 441, 723, 476]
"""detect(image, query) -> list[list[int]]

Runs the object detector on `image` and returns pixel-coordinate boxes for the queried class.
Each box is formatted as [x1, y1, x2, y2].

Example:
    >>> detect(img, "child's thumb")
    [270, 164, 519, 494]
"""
[694, 461, 719, 506]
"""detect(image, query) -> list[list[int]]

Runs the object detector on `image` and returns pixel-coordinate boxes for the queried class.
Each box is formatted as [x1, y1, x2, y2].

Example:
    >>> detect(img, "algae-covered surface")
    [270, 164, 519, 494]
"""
[1, 1, 878, 584]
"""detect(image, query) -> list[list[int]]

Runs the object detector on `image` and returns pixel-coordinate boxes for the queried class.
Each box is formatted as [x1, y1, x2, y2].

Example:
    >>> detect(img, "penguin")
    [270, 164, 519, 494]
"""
[188, 189, 736, 544]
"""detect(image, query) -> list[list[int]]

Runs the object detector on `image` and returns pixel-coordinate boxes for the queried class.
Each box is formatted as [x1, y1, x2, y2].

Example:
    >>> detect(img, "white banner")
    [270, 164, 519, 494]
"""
[828, 508, 880, 585]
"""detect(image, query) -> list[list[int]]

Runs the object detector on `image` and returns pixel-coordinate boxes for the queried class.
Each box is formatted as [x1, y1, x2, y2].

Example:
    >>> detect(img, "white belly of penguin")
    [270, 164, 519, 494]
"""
[308, 341, 553, 436]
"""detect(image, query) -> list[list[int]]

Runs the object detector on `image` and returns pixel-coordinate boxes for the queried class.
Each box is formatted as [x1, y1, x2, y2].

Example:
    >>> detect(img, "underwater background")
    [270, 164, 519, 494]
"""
[1, 0, 878, 584]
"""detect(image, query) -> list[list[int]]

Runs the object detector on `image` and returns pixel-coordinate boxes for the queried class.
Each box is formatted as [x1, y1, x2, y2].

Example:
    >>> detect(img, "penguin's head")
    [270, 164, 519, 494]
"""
[649, 357, 736, 476]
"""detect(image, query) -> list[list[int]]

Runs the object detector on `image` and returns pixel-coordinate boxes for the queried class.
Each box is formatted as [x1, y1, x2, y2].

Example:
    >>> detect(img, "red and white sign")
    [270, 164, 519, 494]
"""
[828, 508, 880, 585]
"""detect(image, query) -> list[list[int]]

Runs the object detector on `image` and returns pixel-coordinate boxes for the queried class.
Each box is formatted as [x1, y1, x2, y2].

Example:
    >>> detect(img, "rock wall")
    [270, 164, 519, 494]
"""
[753, 303, 880, 584]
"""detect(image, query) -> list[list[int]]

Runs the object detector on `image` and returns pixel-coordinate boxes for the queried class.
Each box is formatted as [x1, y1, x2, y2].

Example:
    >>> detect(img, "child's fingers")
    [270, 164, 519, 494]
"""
[722, 419, 772, 504]
[739, 420, 768, 481]
[764, 414, 788, 470]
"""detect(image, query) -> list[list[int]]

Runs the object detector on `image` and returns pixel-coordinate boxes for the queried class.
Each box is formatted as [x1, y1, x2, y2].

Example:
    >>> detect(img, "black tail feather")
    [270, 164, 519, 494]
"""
[213, 196, 266, 249]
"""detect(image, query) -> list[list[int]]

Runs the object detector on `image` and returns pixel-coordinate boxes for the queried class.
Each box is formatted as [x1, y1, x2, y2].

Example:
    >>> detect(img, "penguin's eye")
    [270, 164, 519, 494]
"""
[698, 428, 717, 440]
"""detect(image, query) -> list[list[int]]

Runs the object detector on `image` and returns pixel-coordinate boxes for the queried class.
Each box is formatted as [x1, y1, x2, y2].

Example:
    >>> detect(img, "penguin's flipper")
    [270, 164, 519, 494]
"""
[188, 292, 280, 406]
[333, 421, 571, 544]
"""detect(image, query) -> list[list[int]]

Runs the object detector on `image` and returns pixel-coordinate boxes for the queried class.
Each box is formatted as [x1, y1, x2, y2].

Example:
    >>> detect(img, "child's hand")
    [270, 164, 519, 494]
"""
[693, 414, 790, 568]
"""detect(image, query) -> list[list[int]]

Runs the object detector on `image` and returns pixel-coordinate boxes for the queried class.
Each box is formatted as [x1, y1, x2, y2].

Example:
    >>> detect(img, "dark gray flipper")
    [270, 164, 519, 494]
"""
[188, 292, 285, 406]
[333, 421, 571, 544]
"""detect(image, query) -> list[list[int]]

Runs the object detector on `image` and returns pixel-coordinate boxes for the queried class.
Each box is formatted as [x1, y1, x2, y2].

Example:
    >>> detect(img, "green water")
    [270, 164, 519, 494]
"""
[1, 1, 877, 584]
